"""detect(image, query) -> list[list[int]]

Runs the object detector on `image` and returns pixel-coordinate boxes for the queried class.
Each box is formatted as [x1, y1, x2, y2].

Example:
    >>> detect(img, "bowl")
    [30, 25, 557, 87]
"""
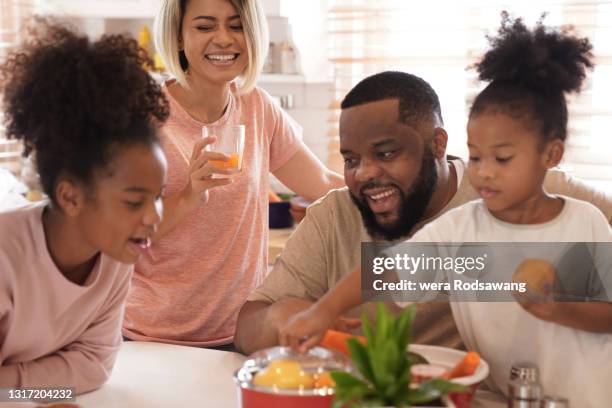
[235, 345, 487, 408]
[234, 346, 351, 408]
[269, 201, 294, 229]
[409, 345, 489, 408]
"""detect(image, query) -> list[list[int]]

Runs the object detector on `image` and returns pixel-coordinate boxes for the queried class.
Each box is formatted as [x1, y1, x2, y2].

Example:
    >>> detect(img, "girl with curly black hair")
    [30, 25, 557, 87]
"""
[0, 20, 177, 393]
[277, 13, 612, 406]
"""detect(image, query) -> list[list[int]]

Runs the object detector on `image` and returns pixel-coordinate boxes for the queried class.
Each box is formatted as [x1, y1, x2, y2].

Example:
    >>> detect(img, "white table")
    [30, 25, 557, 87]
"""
[77, 341, 246, 408]
[75, 341, 507, 408]
[470, 391, 506, 408]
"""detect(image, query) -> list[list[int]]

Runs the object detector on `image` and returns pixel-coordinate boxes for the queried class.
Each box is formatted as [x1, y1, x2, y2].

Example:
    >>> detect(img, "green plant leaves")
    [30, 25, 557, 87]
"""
[362, 313, 374, 345]
[374, 303, 391, 348]
[331, 371, 369, 389]
[421, 378, 467, 395]
[406, 351, 429, 365]
[331, 372, 375, 408]
[393, 305, 415, 351]
[347, 339, 375, 383]
[401, 386, 442, 405]
[332, 303, 468, 408]
[402, 379, 467, 404]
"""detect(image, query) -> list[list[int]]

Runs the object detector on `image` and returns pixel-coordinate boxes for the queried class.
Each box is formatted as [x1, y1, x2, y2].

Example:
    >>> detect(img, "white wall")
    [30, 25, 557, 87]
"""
[279, 0, 330, 82]
[260, 0, 336, 190]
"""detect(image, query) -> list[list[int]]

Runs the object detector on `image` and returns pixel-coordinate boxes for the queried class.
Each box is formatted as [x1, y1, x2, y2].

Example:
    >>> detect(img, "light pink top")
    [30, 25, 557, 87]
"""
[123, 81, 302, 346]
[0, 202, 132, 393]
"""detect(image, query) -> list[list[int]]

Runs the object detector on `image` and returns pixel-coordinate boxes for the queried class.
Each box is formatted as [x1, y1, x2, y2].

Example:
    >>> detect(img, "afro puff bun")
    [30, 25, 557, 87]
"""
[476, 11, 593, 95]
[470, 12, 595, 143]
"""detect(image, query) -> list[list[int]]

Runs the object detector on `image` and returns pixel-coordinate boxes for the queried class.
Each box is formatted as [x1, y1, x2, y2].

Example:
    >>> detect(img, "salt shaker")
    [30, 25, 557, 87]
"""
[510, 362, 539, 382]
[508, 362, 541, 408]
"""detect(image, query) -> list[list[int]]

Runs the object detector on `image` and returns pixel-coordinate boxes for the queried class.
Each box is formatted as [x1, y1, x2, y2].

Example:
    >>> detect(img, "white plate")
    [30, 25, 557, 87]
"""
[407, 345, 490, 408]
[409, 344, 489, 386]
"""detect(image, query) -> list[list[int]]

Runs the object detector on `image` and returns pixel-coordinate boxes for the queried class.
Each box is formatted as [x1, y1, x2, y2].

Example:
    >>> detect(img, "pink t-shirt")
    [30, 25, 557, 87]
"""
[0, 202, 132, 393]
[123, 81, 302, 346]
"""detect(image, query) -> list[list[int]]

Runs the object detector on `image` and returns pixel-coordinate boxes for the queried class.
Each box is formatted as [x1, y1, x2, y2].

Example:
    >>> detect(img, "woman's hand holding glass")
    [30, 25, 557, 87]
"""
[202, 124, 245, 176]
[182, 136, 233, 208]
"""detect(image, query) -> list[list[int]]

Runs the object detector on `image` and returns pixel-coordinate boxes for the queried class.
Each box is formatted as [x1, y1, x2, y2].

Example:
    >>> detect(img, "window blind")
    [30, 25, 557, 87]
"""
[327, 0, 612, 190]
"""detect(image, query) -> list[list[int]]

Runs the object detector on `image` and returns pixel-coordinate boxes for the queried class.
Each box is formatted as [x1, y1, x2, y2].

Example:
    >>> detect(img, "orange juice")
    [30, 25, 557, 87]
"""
[209, 153, 240, 171]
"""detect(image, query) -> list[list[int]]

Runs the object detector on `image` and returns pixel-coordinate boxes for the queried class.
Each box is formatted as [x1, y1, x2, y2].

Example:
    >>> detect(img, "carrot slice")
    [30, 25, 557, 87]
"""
[269, 190, 282, 202]
[320, 330, 366, 356]
[447, 351, 481, 379]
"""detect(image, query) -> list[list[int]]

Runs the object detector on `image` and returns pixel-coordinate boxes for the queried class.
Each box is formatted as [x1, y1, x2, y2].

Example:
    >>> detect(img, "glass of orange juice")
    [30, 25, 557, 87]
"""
[202, 124, 245, 177]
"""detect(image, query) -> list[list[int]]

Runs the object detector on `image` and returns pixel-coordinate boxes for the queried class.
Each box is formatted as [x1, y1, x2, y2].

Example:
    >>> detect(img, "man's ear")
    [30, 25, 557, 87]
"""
[55, 179, 86, 217]
[543, 139, 564, 169]
[430, 127, 449, 160]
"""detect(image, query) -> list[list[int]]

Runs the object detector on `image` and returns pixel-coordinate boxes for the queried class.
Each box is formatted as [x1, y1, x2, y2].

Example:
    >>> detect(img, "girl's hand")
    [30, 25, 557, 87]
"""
[182, 136, 233, 208]
[279, 305, 336, 353]
[512, 259, 560, 322]
[515, 295, 561, 323]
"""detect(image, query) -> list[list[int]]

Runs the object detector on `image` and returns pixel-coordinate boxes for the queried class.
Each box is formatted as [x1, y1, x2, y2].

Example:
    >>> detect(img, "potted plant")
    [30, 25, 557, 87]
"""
[330, 303, 466, 408]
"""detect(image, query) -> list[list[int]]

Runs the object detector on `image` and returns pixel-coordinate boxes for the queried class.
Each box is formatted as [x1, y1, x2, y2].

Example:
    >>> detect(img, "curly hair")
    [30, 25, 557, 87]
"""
[341, 71, 444, 129]
[0, 18, 170, 203]
[470, 12, 594, 143]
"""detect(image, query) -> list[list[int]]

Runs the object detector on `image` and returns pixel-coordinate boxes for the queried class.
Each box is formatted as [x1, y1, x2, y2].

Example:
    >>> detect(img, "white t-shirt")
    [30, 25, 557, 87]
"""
[399, 197, 612, 407]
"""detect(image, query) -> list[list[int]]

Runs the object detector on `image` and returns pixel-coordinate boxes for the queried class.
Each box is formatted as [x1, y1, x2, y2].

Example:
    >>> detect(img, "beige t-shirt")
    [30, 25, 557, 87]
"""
[248, 159, 612, 349]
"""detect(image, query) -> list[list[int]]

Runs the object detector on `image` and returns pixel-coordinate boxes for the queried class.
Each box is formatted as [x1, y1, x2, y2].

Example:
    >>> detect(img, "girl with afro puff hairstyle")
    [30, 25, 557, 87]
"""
[0, 19, 179, 393]
[277, 12, 612, 406]
[451, 12, 612, 404]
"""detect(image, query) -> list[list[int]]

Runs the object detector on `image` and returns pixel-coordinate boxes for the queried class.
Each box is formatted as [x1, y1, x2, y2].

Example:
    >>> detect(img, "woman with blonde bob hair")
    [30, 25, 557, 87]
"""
[123, 0, 344, 348]
[156, 0, 266, 93]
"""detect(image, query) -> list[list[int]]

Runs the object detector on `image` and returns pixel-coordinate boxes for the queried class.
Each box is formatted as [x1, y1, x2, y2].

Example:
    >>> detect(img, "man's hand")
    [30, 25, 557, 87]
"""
[234, 298, 314, 354]
[235, 298, 362, 354]
[267, 297, 315, 330]
[278, 303, 337, 353]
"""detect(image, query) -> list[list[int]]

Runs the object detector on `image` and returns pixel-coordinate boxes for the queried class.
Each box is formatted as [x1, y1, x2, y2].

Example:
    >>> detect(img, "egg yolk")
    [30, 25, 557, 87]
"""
[253, 360, 315, 389]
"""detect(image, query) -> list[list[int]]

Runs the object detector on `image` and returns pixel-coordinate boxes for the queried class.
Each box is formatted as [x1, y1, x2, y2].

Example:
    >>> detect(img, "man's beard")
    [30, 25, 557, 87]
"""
[350, 149, 438, 241]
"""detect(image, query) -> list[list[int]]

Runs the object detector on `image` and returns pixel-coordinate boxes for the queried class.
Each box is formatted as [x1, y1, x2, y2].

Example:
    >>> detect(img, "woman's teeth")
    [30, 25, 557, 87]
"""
[205, 54, 238, 61]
